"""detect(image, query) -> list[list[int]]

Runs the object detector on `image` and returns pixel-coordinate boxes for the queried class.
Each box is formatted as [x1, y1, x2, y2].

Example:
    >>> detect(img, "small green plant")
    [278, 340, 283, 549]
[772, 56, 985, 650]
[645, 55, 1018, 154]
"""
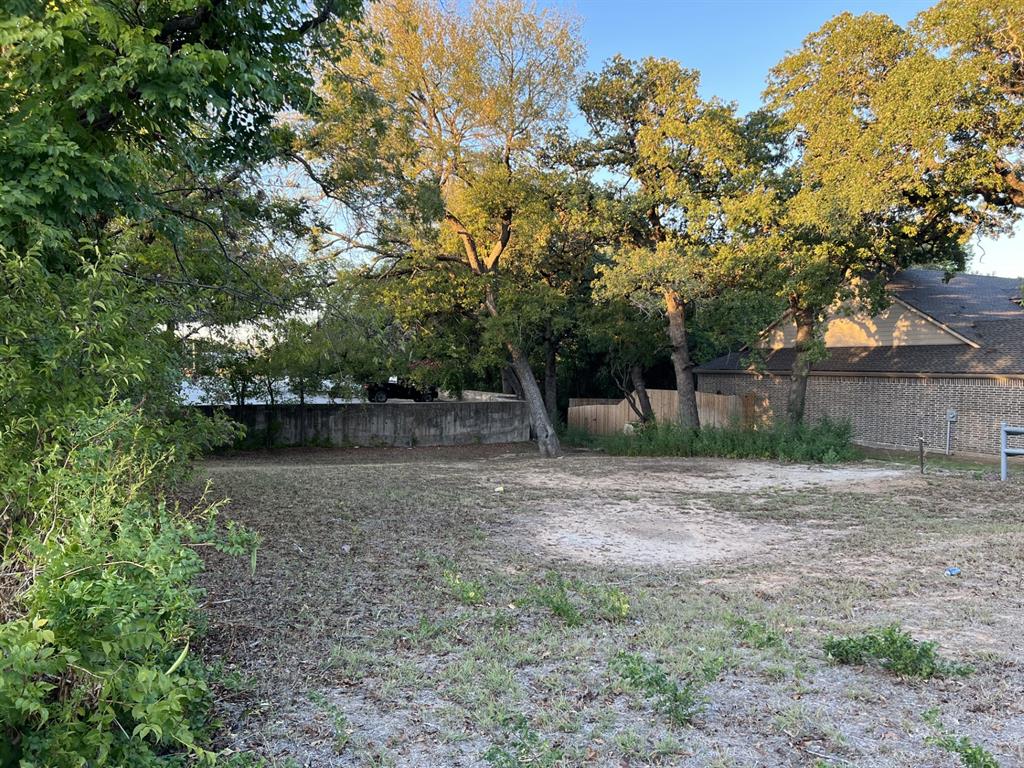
[823, 624, 972, 679]
[530, 573, 584, 626]
[398, 614, 466, 649]
[609, 651, 704, 725]
[590, 585, 631, 622]
[729, 616, 785, 650]
[483, 714, 564, 767]
[924, 709, 1000, 767]
[309, 691, 353, 754]
[325, 645, 377, 678]
[442, 568, 486, 605]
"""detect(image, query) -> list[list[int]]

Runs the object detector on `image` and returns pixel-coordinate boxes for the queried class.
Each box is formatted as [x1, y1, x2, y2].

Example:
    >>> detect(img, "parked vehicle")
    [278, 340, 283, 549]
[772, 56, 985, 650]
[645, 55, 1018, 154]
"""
[365, 378, 439, 403]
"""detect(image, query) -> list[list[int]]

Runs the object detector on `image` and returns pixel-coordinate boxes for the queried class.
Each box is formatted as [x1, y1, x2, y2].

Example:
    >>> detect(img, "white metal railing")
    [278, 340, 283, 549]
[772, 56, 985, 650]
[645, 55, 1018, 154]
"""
[1000, 422, 1024, 481]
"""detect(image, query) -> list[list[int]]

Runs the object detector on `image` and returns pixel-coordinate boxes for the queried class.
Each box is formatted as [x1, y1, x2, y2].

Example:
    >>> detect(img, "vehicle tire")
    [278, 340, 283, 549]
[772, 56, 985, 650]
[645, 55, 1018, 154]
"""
[420, 392, 433, 402]
[371, 390, 388, 403]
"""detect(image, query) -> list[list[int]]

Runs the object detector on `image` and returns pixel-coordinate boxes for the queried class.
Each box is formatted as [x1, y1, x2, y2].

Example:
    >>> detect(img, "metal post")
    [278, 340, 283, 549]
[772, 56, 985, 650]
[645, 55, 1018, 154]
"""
[1001, 422, 1008, 481]
[918, 434, 925, 475]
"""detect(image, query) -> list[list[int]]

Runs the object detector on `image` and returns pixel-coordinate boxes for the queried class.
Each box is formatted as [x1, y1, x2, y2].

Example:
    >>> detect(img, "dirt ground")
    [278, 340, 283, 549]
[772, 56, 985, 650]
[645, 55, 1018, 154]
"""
[188, 446, 1024, 767]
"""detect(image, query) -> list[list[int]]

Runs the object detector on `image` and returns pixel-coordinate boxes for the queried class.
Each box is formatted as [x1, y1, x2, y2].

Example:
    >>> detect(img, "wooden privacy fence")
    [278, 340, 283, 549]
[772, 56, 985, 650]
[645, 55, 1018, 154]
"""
[568, 389, 758, 435]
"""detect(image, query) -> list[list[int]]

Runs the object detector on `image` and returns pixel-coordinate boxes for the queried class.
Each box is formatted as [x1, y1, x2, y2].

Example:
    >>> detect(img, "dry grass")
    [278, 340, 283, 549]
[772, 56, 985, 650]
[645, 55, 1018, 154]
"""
[186, 446, 1024, 767]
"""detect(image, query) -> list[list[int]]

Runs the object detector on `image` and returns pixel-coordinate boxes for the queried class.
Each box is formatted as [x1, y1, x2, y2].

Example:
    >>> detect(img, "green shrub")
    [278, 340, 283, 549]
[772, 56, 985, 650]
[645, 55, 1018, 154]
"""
[587, 419, 857, 463]
[823, 624, 971, 679]
[609, 652, 704, 725]
[0, 405, 255, 767]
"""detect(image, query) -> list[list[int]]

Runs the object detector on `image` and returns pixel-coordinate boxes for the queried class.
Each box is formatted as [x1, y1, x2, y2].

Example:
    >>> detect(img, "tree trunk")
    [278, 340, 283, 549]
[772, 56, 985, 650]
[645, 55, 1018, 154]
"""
[543, 328, 558, 426]
[298, 383, 306, 446]
[509, 343, 561, 457]
[629, 364, 655, 422]
[664, 289, 699, 428]
[502, 365, 524, 398]
[787, 308, 816, 424]
[483, 284, 560, 457]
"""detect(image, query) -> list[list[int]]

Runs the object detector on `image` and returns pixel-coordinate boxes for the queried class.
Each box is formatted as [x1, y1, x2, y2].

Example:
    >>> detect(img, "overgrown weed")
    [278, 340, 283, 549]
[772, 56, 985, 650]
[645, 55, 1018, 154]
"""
[824, 624, 971, 678]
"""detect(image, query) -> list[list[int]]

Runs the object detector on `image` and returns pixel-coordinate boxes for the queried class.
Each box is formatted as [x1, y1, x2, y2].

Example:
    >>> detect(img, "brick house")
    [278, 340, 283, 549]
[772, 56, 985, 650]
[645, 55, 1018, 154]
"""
[696, 269, 1024, 455]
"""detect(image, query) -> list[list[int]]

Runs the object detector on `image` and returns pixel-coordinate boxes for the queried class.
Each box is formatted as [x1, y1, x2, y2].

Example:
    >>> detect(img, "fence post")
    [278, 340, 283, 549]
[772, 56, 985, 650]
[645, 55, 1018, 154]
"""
[1001, 422, 1008, 481]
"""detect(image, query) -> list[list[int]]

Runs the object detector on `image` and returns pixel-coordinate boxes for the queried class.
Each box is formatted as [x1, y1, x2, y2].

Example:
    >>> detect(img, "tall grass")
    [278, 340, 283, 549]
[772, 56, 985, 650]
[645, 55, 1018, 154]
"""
[565, 419, 857, 464]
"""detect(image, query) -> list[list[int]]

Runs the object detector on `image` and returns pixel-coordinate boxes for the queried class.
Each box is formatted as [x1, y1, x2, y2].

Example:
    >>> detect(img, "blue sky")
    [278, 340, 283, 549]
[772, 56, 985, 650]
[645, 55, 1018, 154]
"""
[546, 0, 1021, 278]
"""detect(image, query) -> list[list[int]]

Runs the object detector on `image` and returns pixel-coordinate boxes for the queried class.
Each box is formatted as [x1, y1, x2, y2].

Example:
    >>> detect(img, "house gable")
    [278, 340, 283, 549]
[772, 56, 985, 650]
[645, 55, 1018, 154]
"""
[765, 298, 970, 350]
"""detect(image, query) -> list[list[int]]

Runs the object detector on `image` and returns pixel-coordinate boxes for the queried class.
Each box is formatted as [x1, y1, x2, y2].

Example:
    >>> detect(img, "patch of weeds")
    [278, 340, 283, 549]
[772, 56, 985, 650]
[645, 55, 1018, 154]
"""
[491, 608, 519, 629]
[220, 755, 301, 768]
[609, 651, 704, 726]
[308, 691, 353, 754]
[325, 645, 377, 678]
[395, 614, 465, 650]
[363, 746, 397, 767]
[652, 734, 686, 759]
[530, 573, 584, 626]
[483, 714, 563, 768]
[613, 729, 643, 758]
[589, 584, 631, 622]
[823, 624, 972, 679]
[529, 573, 633, 625]
[728, 615, 785, 651]
[924, 709, 1001, 768]
[442, 568, 486, 605]
[589, 419, 858, 463]
[207, 660, 255, 694]
[773, 704, 846, 750]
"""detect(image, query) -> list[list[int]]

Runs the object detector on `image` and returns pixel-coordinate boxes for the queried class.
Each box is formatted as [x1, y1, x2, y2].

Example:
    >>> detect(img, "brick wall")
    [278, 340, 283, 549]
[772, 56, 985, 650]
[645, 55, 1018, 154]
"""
[697, 372, 1024, 455]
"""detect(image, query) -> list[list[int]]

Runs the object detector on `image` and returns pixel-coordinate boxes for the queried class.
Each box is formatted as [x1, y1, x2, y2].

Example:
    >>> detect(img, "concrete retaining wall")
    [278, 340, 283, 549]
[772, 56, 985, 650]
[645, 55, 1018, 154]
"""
[198, 401, 531, 448]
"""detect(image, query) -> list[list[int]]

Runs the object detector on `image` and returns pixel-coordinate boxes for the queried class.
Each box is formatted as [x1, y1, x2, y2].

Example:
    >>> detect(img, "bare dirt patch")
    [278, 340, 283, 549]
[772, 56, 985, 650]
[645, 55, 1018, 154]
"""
[187, 449, 1024, 768]
[509, 457, 911, 567]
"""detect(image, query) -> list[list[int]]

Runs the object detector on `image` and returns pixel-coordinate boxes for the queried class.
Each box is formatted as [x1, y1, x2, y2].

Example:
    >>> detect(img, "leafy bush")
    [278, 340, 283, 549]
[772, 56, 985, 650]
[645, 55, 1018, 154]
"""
[823, 624, 972, 679]
[609, 652, 705, 725]
[0, 405, 254, 767]
[578, 419, 858, 463]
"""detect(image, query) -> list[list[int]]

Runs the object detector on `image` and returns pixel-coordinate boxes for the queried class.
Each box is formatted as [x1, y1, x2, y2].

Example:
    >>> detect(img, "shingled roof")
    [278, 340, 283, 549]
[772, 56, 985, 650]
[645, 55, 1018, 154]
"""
[698, 269, 1024, 376]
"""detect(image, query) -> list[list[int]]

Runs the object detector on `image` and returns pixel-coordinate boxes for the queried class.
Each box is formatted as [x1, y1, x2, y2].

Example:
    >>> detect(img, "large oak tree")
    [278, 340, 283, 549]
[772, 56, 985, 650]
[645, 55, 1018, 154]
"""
[302, 0, 584, 456]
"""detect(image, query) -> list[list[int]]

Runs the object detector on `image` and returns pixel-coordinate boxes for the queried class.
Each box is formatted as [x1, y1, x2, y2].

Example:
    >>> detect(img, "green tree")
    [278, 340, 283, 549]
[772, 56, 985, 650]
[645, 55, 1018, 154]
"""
[1, 0, 359, 260]
[760, 5, 1021, 422]
[0, 1, 364, 763]
[583, 300, 666, 422]
[579, 57, 748, 428]
[302, 0, 585, 456]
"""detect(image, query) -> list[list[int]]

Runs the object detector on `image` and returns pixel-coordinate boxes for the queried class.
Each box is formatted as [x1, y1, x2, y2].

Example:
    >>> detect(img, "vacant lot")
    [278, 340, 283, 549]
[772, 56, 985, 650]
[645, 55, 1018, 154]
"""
[189, 447, 1024, 767]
